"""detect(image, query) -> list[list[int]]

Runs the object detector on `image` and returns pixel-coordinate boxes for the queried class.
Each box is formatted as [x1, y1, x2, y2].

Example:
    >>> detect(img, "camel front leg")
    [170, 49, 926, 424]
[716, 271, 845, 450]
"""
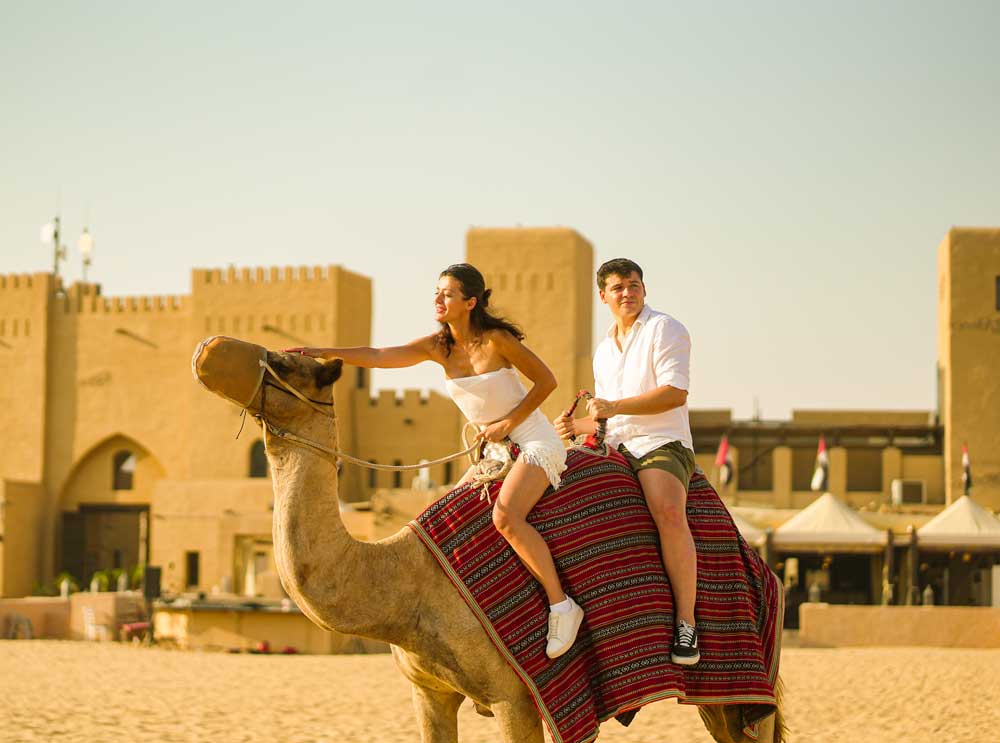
[410, 683, 464, 743]
[491, 696, 544, 743]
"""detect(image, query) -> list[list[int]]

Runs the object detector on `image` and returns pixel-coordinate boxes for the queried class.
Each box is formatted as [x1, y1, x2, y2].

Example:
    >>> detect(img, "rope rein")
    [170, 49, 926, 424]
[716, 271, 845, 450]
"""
[251, 359, 608, 495]
[253, 359, 480, 471]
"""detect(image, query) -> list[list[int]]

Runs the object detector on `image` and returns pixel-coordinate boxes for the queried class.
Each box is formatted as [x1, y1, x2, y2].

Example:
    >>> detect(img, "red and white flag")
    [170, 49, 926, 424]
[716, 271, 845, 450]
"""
[811, 435, 829, 492]
[715, 434, 733, 486]
[962, 445, 972, 496]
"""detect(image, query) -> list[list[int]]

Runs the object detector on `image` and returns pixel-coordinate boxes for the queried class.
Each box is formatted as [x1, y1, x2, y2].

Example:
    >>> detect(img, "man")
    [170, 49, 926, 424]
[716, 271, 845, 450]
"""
[554, 258, 699, 665]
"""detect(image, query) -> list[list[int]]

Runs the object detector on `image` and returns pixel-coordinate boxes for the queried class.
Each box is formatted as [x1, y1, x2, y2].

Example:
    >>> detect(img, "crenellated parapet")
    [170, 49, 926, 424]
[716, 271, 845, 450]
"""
[364, 388, 455, 409]
[56, 282, 189, 314]
[192, 264, 341, 285]
[0, 273, 42, 290]
[0, 272, 55, 344]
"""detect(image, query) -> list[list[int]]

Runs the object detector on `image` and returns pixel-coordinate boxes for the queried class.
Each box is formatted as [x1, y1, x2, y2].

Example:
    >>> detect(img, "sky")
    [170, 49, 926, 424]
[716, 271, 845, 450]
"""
[2, 1, 997, 418]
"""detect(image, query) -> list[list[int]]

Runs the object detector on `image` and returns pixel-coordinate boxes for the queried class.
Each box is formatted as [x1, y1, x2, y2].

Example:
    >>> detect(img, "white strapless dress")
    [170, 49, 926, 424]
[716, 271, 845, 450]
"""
[445, 367, 567, 489]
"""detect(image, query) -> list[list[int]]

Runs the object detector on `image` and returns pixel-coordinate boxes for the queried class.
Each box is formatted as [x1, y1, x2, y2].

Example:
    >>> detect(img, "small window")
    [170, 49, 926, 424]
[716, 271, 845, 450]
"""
[995, 276, 1000, 311]
[368, 463, 377, 489]
[356, 367, 366, 389]
[444, 461, 454, 484]
[393, 462, 402, 488]
[185, 551, 200, 588]
[112, 450, 136, 490]
[249, 441, 268, 478]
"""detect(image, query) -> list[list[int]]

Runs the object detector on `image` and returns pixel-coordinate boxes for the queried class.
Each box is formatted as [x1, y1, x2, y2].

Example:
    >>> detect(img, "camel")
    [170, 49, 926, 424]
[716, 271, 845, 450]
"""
[192, 336, 785, 743]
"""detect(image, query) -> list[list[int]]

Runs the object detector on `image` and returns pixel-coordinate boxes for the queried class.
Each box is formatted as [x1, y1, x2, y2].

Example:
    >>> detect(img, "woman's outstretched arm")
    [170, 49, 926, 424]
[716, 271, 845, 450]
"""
[285, 335, 437, 369]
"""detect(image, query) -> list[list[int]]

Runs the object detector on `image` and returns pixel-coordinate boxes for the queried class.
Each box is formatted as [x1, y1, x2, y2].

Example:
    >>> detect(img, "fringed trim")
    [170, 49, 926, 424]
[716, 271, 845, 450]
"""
[518, 445, 567, 490]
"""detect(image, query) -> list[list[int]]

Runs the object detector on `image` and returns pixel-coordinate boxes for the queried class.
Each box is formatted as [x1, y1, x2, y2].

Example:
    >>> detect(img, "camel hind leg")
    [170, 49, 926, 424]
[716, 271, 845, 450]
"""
[697, 675, 787, 743]
[410, 683, 465, 743]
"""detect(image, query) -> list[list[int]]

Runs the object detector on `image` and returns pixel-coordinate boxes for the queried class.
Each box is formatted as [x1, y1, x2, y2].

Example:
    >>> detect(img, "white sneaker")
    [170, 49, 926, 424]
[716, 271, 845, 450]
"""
[545, 598, 584, 659]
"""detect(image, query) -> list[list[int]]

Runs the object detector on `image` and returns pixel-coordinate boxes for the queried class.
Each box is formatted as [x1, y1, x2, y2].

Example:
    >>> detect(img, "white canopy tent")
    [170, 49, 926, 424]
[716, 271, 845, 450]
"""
[773, 493, 887, 552]
[916, 496, 1000, 549]
[730, 511, 766, 547]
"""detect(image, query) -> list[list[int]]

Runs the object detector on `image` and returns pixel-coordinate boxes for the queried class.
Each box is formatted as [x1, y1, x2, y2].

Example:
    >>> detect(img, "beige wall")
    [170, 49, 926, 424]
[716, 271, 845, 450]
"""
[466, 227, 594, 420]
[0, 273, 52, 484]
[0, 480, 45, 597]
[352, 389, 464, 496]
[153, 604, 388, 654]
[719, 436, 946, 512]
[151, 479, 276, 595]
[800, 603, 1000, 647]
[0, 596, 70, 638]
[791, 410, 934, 426]
[938, 228, 1000, 508]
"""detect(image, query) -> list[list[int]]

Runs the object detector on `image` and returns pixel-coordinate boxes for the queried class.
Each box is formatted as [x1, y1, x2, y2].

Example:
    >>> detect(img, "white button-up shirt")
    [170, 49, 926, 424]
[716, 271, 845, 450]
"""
[593, 304, 694, 457]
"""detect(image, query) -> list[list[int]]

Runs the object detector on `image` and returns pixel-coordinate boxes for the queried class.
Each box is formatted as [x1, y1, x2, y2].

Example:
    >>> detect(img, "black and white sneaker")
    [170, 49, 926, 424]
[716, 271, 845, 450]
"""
[671, 620, 700, 665]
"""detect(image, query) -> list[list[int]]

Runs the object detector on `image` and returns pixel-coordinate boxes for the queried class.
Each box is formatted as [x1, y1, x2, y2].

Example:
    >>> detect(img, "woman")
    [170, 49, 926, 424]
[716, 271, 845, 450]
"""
[286, 263, 584, 659]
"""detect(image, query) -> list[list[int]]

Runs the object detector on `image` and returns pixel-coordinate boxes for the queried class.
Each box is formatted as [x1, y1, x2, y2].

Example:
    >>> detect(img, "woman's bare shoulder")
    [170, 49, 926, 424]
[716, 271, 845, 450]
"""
[417, 332, 447, 362]
[483, 327, 520, 346]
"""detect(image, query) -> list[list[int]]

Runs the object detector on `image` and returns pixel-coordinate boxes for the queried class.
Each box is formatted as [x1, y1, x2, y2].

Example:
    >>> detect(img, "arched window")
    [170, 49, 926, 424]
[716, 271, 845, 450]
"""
[249, 441, 268, 478]
[112, 450, 136, 490]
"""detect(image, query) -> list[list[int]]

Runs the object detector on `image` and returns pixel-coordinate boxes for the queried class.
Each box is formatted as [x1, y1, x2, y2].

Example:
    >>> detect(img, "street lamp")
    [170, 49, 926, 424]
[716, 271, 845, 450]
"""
[40, 216, 67, 279]
[78, 227, 94, 282]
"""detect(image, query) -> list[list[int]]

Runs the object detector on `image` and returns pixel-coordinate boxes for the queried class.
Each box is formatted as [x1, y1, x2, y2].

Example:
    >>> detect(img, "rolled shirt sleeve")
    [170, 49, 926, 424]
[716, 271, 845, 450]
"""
[652, 318, 691, 392]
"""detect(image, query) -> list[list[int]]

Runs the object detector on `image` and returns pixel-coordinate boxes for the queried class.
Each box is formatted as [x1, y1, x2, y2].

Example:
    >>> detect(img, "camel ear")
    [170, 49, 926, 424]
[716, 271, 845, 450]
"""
[316, 358, 343, 388]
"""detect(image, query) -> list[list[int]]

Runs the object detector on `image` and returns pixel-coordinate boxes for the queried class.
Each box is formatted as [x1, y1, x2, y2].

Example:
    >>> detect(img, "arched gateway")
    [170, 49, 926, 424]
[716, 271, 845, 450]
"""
[58, 434, 165, 584]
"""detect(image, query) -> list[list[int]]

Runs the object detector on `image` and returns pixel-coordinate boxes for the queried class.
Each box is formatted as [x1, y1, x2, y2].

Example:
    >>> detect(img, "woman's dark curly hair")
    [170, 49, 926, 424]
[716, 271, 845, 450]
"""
[436, 263, 524, 356]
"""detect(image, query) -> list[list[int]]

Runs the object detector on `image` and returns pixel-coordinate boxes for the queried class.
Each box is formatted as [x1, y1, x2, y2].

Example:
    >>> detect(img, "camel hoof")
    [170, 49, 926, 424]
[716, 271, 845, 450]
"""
[473, 702, 494, 718]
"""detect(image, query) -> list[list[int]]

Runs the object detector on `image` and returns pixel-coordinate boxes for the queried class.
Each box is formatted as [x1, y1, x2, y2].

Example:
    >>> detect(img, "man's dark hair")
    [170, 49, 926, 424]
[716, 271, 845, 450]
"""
[596, 258, 644, 290]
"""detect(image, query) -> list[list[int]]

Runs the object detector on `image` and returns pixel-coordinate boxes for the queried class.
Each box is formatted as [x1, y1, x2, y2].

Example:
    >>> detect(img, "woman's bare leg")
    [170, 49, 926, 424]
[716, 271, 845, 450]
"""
[491, 459, 565, 605]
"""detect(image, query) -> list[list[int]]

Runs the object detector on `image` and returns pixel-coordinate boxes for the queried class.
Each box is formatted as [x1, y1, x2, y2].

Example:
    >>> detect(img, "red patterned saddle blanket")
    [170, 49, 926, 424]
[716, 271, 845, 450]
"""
[410, 446, 782, 743]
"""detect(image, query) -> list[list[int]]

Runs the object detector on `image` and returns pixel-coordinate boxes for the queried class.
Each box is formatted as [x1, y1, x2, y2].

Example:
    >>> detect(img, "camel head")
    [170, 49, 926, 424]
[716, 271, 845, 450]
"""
[191, 335, 343, 428]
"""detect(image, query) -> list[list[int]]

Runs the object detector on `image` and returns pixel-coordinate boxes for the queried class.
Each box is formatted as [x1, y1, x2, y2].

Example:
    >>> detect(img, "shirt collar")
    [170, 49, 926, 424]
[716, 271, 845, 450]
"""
[605, 303, 654, 339]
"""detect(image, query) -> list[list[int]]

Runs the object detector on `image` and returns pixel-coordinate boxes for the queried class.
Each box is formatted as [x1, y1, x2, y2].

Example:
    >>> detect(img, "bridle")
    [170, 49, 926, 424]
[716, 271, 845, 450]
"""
[249, 353, 480, 472]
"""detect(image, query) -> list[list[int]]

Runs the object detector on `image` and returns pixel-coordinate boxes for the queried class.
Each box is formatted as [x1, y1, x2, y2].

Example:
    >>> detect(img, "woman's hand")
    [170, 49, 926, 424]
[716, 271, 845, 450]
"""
[586, 397, 619, 420]
[478, 418, 515, 443]
[284, 347, 330, 359]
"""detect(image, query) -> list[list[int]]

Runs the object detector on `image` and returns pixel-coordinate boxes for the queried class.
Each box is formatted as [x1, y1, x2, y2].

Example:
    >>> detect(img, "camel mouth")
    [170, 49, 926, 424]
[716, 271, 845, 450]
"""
[191, 335, 268, 409]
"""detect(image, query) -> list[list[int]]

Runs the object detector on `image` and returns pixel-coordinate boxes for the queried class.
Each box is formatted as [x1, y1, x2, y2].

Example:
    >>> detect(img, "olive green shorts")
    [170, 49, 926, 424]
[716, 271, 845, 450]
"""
[618, 440, 696, 491]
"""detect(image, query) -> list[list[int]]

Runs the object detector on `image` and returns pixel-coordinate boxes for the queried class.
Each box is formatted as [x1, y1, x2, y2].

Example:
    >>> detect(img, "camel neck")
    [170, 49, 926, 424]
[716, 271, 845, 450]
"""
[267, 435, 417, 644]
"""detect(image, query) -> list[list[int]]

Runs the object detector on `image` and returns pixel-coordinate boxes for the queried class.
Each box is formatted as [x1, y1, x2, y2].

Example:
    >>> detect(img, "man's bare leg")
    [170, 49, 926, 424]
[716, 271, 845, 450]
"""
[637, 468, 697, 626]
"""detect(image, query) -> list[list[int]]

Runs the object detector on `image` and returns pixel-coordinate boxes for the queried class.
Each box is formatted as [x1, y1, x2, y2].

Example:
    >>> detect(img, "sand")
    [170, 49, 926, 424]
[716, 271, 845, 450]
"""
[2, 641, 998, 742]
